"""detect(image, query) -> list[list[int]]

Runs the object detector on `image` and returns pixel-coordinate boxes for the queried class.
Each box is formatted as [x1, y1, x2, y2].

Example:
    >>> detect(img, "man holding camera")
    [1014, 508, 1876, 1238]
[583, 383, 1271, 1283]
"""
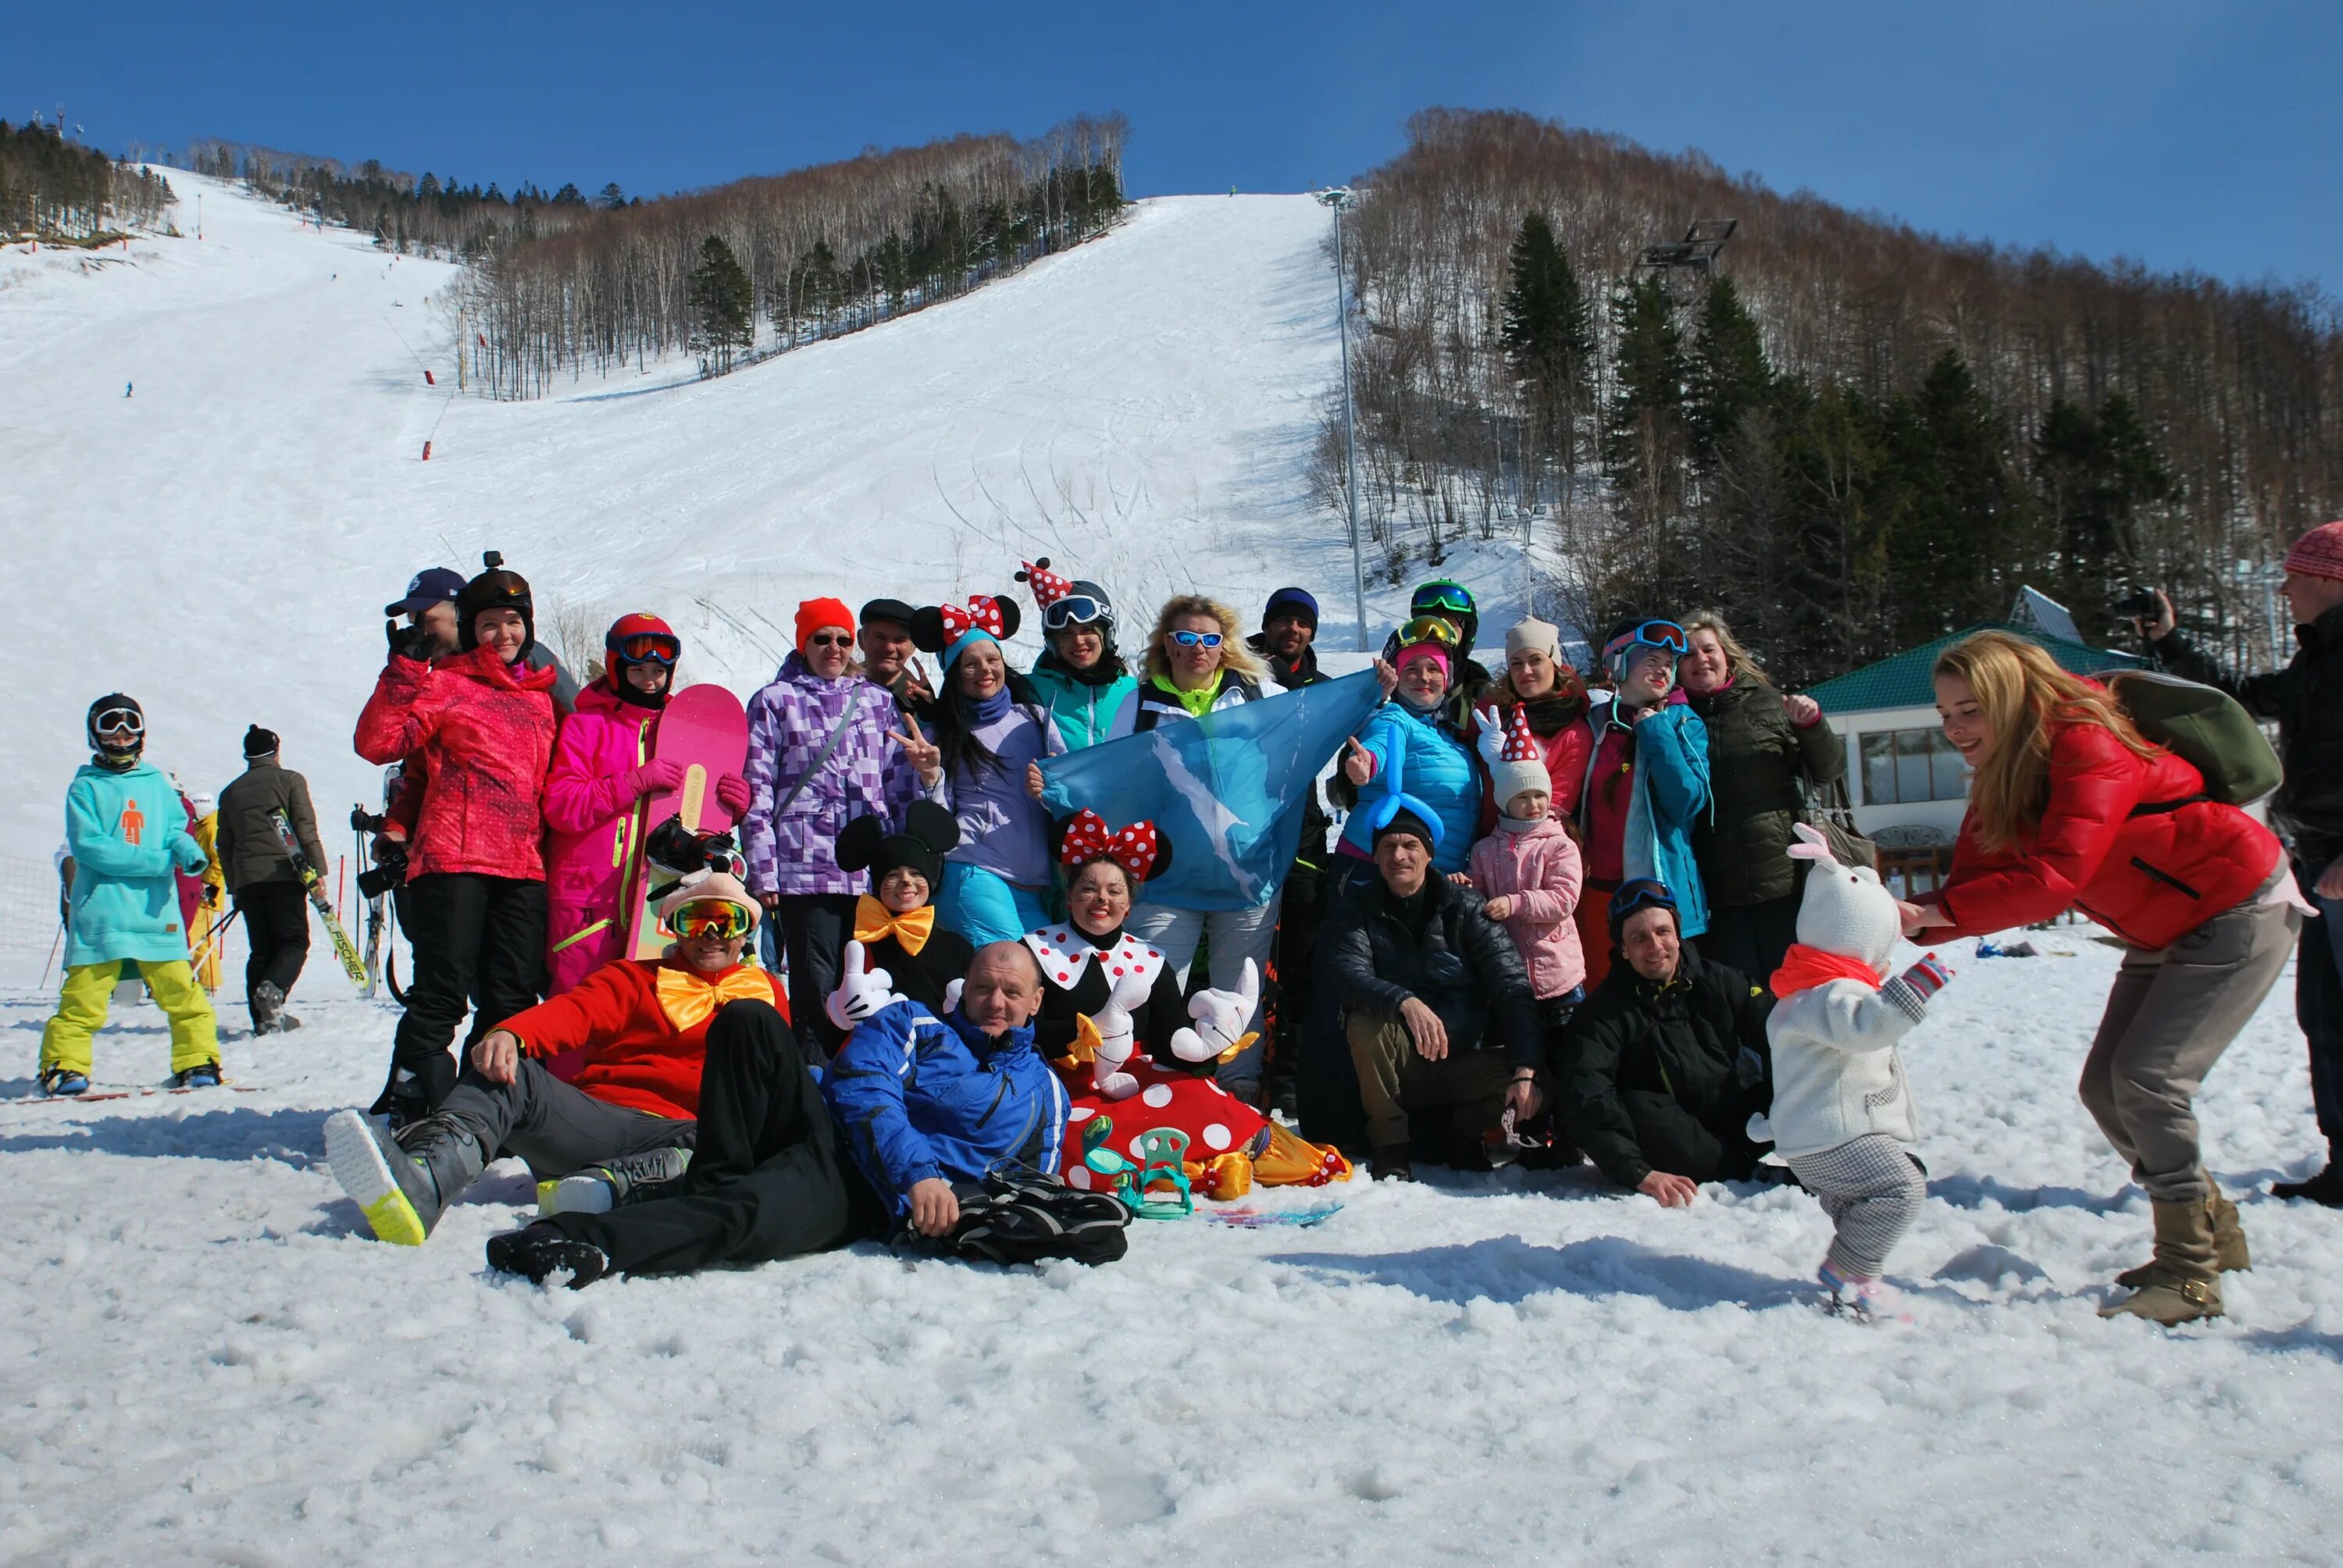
[2134, 519, 2343, 1205]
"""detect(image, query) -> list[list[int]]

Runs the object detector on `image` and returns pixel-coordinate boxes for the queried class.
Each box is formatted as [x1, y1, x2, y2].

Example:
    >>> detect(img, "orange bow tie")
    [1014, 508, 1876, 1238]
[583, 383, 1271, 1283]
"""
[655, 962, 772, 1033]
[854, 896, 935, 957]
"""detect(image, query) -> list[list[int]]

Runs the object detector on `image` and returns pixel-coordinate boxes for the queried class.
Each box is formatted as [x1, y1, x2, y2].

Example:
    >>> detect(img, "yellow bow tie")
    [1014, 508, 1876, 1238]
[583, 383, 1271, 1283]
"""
[655, 963, 771, 1033]
[854, 896, 934, 957]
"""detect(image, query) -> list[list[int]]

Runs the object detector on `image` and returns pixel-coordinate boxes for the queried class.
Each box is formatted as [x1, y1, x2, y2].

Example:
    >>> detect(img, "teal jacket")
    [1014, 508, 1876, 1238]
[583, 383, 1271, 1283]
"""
[1025, 659, 1138, 752]
[1578, 693, 1713, 938]
[61, 760, 208, 969]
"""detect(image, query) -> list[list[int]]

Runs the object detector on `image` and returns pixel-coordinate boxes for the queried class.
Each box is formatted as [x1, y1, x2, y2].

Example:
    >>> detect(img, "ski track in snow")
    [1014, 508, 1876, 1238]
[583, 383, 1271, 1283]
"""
[2, 932, 2342, 1560]
[7, 176, 2343, 1560]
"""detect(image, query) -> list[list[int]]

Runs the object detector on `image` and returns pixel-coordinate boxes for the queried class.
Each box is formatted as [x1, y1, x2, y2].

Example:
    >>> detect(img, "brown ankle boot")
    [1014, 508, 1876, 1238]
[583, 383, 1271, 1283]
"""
[2116, 1187, 2248, 1288]
[2100, 1197, 2223, 1324]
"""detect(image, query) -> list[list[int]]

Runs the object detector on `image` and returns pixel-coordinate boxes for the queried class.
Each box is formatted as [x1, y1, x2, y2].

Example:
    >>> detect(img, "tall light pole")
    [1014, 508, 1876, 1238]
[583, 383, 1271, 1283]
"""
[1317, 187, 1370, 652]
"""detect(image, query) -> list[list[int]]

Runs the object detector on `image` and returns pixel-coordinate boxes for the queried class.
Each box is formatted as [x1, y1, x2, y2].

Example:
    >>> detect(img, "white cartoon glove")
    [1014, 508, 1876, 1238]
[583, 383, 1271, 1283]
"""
[825, 940, 903, 1033]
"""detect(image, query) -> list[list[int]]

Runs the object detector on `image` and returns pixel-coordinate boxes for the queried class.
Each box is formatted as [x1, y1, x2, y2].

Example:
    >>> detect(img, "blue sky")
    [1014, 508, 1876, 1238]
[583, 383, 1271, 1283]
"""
[9, 0, 2337, 290]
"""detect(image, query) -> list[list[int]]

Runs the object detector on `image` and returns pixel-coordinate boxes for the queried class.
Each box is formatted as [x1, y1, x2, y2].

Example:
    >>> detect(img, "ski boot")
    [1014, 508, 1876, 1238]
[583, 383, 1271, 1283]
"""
[537, 1146, 693, 1217]
[251, 982, 287, 1035]
[324, 1107, 484, 1246]
[38, 1067, 90, 1097]
[2272, 1162, 2343, 1208]
[173, 1061, 223, 1089]
[487, 1222, 612, 1289]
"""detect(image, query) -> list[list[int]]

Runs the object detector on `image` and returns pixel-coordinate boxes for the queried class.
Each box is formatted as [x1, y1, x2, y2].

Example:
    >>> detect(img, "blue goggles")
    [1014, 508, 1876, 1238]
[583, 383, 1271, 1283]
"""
[1169, 629, 1223, 649]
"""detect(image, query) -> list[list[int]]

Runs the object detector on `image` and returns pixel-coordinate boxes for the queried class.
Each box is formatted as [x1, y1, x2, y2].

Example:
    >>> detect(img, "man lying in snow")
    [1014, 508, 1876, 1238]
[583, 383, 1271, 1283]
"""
[822, 942, 1131, 1266]
[325, 869, 878, 1285]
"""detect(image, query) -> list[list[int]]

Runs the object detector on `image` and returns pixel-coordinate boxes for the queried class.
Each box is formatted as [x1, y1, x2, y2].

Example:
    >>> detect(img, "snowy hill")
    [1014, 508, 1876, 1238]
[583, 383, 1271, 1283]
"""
[3, 172, 2342, 1563]
[0, 173, 1418, 881]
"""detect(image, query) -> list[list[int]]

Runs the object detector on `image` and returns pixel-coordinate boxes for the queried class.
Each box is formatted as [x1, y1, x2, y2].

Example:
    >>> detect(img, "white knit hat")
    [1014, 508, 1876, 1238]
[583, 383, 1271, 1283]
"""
[1505, 617, 1562, 661]
[1479, 704, 1551, 810]
[1787, 825, 1897, 975]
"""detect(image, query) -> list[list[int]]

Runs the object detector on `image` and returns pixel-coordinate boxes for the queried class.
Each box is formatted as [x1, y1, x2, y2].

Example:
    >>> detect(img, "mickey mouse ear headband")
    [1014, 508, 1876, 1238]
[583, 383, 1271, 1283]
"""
[1056, 808, 1172, 883]
[911, 593, 1023, 666]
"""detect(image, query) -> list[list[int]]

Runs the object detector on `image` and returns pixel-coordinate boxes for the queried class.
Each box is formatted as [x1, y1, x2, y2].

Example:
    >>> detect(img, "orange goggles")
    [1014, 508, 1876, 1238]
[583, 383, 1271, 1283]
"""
[668, 900, 753, 940]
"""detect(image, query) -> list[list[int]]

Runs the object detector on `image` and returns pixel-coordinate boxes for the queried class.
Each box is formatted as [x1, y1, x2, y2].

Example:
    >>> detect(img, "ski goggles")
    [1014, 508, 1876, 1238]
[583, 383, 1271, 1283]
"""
[668, 900, 754, 940]
[615, 633, 681, 665]
[1602, 619, 1689, 661]
[1168, 629, 1224, 650]
[1410, 581, 1475, 617]
[1394, 615, 1464, 651]
[91, 705, 145, 737]
[1607, 877, 1679, 932]
[1043, 594, 1111, 633]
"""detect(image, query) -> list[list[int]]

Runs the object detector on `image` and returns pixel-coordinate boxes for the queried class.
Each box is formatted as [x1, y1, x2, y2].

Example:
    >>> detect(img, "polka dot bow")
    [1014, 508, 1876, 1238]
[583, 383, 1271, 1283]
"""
[1017, 558, 1074, 609]
[1502, 702, 1539, 763]
[938, 595, 1008, 642]
[1060, 809, 1161, 879]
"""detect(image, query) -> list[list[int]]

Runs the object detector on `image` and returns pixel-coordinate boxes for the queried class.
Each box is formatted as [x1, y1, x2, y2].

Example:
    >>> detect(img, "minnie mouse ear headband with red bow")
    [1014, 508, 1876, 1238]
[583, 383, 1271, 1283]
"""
[911, 593, 1022, 668]
[1054, 808, 1173, 883]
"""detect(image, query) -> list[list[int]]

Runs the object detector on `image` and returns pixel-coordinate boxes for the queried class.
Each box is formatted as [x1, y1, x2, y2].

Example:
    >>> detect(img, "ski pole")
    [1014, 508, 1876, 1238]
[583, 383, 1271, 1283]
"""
[191, 906, 244, 971]
[38, 921, 63, 991]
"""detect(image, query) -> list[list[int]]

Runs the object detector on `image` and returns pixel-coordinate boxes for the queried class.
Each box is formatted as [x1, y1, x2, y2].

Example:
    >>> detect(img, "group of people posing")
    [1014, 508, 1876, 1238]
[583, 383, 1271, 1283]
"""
[42, 517, 2343, 1326]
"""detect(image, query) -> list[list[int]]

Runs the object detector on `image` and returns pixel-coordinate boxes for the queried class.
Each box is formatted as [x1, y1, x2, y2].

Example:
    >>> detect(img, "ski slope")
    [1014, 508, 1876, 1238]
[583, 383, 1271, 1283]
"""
[5, 173, 2343, 1563]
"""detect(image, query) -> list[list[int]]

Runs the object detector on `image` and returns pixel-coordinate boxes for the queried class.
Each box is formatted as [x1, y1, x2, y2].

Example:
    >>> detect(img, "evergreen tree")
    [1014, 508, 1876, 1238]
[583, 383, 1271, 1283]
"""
[1499, 209, 1595, 499]
[597, 182, 626, 209]
[1601, 273, 1695, 601]
[686, 234, 754, 373]
[1880, 351, 2037, 648]
[2033, 391, 2173, 639]
[1685, 276, 1773, 475]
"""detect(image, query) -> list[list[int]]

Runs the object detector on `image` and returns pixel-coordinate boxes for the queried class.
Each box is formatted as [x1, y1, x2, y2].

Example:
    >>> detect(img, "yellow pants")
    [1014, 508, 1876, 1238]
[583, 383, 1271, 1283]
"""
[41, 961, 219, 1078]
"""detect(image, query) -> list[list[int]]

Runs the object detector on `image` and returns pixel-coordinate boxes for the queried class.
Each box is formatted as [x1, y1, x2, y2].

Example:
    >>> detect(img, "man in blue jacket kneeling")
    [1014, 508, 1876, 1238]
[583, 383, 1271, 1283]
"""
[824, 942, 1128, 1265]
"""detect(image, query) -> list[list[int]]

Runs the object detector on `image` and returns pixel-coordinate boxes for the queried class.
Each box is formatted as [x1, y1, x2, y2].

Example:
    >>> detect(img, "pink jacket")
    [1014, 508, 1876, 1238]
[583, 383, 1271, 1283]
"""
[542, 680, 658, 992]
[1468, 815, 1587, 1000]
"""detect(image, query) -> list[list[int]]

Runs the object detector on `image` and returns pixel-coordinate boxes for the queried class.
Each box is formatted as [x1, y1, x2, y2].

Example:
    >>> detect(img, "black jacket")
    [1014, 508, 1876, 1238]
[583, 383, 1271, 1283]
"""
[1319, 875, 1540, 1067]
[216, 761, 326, 893]
[1685, 682, 1846, 907]
[1249, 635, 1336, 865]
[2150, 604, 2343, 865]
[1553, 945, 1774, 1188]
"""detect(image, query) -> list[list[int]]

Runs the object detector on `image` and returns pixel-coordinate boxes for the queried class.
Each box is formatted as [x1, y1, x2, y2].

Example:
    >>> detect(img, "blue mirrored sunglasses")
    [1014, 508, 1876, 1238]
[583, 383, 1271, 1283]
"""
[1168, 629, 1224, 649]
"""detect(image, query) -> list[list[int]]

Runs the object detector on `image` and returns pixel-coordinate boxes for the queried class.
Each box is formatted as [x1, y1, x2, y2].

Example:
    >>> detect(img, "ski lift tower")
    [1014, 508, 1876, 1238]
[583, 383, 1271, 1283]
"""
[1635, 219, 1737, 304]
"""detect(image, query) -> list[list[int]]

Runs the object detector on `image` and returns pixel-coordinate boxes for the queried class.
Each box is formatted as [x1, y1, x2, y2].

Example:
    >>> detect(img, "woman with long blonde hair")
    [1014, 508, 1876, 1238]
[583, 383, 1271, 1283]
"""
[1908, 631, 2298, 1324]
[1104, 593, 1281, 1104]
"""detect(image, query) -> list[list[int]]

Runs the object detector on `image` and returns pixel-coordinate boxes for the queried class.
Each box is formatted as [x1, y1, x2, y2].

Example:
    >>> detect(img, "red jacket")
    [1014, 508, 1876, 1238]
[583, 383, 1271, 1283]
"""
[1927, 720, 2281, 950]
[498, 957, 789, 1120]
[355, 647, 557, 881]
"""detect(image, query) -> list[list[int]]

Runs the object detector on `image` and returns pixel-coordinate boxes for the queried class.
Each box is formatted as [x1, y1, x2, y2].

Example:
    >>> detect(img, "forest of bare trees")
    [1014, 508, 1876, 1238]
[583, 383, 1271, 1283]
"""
[2, 120, 173, 241]
[187, 117, 1129, 398]
[1318, 109, 2343, 682]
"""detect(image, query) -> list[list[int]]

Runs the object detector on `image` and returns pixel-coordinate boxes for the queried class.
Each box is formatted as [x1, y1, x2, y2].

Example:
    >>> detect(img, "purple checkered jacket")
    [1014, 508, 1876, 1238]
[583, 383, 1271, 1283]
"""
[743, 654, 923, 897]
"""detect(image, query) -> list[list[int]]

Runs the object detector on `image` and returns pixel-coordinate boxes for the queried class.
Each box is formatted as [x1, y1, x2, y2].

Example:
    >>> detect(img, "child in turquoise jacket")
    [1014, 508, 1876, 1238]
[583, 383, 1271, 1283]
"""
[40, 696, 220, 1095]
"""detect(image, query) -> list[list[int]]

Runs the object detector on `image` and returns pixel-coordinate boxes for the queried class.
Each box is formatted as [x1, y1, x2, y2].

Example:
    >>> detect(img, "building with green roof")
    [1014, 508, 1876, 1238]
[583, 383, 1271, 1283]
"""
[1804, 591, 2143, 842]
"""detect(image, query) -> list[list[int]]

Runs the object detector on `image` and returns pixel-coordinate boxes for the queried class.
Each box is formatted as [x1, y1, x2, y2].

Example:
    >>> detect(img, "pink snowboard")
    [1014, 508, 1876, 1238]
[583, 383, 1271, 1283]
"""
[622, 682, 750, 960]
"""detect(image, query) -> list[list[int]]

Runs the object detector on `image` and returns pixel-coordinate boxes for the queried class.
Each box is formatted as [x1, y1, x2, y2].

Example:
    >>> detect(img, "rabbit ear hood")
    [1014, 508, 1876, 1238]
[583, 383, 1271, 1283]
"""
[1788, 824, 1898, 975]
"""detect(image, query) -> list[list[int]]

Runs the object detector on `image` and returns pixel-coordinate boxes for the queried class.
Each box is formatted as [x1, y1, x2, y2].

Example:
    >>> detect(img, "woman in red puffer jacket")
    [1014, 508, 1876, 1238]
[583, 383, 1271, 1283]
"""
[355, 560, 558, 1123]
[1908, 631, 2299, 1325]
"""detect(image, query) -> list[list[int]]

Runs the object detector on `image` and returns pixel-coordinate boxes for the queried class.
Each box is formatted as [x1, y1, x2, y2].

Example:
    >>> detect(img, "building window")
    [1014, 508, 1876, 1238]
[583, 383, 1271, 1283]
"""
[1859, 729, 1968, 804]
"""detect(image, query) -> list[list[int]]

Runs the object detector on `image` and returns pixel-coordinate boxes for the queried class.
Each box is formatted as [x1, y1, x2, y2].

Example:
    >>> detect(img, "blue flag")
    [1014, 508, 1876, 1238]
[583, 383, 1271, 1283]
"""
[1038, 672, 1384, 912]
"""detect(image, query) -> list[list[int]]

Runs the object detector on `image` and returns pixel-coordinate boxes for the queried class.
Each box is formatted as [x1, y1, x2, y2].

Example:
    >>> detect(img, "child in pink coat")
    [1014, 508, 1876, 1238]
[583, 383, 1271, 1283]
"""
[1470, 706, 1587, 1035]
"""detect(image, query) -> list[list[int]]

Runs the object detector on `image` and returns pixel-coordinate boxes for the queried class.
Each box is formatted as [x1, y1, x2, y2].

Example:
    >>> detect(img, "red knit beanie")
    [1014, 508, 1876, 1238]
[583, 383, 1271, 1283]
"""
[2284, 520, 2343, 583]
[795, 597, 856, 654]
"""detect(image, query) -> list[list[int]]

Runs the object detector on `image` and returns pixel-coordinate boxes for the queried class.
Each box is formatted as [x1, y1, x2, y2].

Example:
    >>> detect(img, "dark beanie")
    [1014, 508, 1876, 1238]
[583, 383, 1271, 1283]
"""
[1371, 805, 1438, 854]
[1264, 586, 1319, 629]
[243, 725, 280, 760]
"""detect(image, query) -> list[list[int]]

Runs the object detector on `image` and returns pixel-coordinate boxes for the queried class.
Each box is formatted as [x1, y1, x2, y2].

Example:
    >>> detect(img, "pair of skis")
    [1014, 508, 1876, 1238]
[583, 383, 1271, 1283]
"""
[269, 809, 367, 989]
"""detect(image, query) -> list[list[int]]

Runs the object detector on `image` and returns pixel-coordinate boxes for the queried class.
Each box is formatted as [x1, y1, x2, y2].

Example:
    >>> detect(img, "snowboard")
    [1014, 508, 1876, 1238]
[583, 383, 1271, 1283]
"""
[270, 809, 368, 989]
[621, 684, 751, 961]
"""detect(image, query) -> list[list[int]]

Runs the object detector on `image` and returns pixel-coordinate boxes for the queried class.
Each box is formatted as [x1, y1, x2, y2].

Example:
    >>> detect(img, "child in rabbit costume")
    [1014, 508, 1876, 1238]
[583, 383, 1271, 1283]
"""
[1025, 811, 1350, 1197]
[1764, 822, 1953, 1320]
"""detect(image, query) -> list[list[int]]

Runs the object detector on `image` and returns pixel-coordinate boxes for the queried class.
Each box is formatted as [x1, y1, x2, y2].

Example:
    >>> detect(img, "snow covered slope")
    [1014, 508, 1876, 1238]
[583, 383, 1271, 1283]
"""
[1, 173, 1387, 878]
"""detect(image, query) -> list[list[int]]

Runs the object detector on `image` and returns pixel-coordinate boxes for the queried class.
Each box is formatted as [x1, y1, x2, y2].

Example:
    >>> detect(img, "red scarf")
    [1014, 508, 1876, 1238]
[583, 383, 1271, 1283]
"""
[1770, 943, 1886, 1000]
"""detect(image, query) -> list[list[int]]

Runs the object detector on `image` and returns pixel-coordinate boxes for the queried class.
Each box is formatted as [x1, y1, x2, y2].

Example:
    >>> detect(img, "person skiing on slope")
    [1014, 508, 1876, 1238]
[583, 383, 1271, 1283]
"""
[37, 696, 222, 1095]
[355, 556, 558, 1125]
[544, 613, 751, 995]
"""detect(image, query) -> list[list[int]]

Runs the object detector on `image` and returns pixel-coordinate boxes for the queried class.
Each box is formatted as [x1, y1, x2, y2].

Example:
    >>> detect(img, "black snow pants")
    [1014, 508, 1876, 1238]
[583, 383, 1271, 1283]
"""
[548, 999, 883, 1277]
[377, 872, 546, 1118]
[234, 880, 311, 1025]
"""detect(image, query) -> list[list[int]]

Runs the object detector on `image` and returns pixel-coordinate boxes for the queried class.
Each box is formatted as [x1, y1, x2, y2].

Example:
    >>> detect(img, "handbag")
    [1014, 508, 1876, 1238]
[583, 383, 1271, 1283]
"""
[1799, 774, 1878, 871]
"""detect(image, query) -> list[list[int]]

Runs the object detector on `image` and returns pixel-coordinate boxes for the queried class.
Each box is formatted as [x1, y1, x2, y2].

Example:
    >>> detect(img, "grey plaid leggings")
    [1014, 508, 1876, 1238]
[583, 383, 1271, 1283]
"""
[1787, 1133, 1927, 1279]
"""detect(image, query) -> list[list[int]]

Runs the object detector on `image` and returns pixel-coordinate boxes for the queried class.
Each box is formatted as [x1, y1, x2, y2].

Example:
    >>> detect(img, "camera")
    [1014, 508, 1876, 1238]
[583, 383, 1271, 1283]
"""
[357, 838, 408, 900]
[2113, 586, 2163, 622]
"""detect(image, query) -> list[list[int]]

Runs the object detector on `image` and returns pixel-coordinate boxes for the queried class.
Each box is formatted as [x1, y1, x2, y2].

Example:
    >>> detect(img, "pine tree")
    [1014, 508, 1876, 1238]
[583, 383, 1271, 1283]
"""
[1685, 276, 1773, 475]
[2034, 391, 2172, 639]
[597, 182, 626, 210]
[1601, 273, 1695, 604]
[1881, 351, 2037, 648]
[686, 234, 754, 374]
[1499, 210, 1595, 501]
